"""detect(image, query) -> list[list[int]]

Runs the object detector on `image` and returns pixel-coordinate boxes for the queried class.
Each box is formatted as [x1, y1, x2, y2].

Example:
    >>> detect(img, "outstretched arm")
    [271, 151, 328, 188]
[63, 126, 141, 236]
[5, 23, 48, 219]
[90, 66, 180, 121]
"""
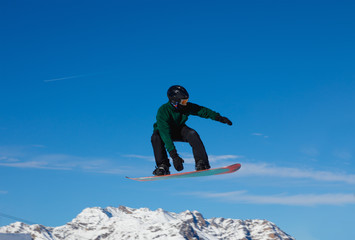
[186, 103, 233, 126]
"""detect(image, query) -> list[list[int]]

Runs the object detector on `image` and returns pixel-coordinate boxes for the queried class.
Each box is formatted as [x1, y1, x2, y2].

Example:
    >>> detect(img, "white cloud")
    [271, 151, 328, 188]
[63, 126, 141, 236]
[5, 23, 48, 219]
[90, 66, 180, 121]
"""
[252, 133, 263, 136]
[1, 145, 353, 184]
[333, 150, 352, 160]
[301, 147, 319, 157]
[240, 163, 355, 184]
[0, 145, 27, 158]
[0, 147, 130, 174]
[252, 133, 269, 138]
[0, 160, 70, 170]
[185, 191, 355, 206]
[123, 154, 155, 162]
[181, 154, 241, 164]
[0, 153, 79, 170]
[208, 155, 243, 162]
[31, 144, 46, 148]
[121, 155, 355, 184]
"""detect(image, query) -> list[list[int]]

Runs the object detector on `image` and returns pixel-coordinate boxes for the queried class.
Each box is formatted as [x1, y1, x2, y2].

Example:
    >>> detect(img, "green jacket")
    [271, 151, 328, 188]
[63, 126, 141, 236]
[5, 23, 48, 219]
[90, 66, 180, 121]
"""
[153, 102, 220, 152]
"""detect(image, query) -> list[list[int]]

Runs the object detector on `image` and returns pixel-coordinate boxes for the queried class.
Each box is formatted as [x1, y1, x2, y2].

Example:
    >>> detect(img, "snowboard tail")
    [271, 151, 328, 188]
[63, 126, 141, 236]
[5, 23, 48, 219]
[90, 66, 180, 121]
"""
[126, 163, 241, 182]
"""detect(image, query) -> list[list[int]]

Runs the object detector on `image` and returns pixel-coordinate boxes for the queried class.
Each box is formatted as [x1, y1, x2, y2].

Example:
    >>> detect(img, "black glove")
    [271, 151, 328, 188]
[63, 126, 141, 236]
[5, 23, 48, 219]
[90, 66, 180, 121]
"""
[215, 115, 233, 126]
[169, 149, 184, 171]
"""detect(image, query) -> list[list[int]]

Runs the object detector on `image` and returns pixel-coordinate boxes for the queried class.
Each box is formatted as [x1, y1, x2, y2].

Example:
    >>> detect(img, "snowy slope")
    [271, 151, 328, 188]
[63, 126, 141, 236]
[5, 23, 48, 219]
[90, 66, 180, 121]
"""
[0, 206, 295, 240]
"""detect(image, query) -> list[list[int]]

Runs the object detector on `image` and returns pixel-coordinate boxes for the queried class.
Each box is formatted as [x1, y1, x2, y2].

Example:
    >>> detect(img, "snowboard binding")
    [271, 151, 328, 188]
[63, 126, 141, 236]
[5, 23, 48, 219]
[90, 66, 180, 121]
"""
[153, 164, 170, 176]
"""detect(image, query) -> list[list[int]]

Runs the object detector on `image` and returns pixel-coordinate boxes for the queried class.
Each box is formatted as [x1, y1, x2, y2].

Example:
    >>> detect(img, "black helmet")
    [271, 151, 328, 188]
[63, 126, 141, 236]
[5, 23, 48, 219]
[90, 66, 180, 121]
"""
[167, 85, 189, 106]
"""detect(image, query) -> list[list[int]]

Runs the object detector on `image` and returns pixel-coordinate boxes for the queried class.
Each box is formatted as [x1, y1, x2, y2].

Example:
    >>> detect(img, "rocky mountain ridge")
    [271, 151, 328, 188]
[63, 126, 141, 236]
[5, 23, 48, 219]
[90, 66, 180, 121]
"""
[0, 205, 295, 240]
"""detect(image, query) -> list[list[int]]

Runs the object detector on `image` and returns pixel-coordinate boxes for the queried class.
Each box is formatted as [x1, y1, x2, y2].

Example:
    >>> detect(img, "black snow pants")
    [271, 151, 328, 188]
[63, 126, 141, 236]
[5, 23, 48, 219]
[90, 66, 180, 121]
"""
[151, 125, 209, 167]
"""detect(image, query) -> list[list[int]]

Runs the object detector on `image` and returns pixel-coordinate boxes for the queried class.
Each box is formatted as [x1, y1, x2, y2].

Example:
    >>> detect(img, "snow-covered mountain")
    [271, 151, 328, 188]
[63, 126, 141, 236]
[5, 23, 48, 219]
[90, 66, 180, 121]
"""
[0, 206, 295, 240]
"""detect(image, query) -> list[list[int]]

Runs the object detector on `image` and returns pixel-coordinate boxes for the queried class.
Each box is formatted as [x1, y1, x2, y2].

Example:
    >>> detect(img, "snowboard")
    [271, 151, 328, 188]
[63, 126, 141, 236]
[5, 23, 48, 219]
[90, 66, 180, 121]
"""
[126, 163, 241, 182]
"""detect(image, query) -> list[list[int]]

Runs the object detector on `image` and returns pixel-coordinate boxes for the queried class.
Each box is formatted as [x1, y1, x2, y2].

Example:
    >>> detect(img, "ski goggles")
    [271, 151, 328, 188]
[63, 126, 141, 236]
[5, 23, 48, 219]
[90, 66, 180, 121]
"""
[180, 98, 189, 106]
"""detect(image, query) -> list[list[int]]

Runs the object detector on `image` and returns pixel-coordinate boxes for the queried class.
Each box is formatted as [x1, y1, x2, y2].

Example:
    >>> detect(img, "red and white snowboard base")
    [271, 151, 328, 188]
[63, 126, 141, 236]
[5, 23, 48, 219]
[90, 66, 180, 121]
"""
[126, 163, 241, 182]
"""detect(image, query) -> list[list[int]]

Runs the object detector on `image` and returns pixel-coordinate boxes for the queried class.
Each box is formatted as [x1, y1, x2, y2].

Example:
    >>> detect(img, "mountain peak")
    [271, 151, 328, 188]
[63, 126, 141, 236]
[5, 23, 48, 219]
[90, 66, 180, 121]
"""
[0, 206, 295, 240]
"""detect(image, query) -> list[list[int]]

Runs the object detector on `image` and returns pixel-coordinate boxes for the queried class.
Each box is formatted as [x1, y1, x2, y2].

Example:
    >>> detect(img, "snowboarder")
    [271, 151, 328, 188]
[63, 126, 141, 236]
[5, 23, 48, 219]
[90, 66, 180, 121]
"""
[151, 85, 232, 176]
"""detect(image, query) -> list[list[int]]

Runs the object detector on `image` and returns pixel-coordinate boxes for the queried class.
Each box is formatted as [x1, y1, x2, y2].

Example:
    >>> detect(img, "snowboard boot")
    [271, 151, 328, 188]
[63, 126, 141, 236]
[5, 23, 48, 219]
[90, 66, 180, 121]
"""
[195, 160, 211, 171]
[152, 163, 171, 176]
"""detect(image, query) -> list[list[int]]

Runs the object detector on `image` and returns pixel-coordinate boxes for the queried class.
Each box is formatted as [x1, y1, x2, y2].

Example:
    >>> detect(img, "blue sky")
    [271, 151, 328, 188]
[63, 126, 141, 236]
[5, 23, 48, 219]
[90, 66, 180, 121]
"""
[1, 0, 354, 239]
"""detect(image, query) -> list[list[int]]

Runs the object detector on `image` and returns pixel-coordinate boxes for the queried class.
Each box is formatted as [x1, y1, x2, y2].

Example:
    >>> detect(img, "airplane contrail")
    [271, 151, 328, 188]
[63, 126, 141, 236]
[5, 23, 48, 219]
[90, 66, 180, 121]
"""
[43, 74, 86, 82]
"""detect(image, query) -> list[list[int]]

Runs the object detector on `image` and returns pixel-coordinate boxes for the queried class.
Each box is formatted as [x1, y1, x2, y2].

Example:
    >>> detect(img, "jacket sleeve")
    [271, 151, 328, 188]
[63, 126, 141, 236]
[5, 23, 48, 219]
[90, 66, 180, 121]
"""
[156, 107, 176, 152]
[187, 103, 220, 120]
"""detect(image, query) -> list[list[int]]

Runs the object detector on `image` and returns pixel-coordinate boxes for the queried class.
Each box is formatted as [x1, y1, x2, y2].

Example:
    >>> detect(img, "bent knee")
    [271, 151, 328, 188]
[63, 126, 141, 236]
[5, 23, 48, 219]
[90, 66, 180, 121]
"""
[187, 129, 200, 140]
